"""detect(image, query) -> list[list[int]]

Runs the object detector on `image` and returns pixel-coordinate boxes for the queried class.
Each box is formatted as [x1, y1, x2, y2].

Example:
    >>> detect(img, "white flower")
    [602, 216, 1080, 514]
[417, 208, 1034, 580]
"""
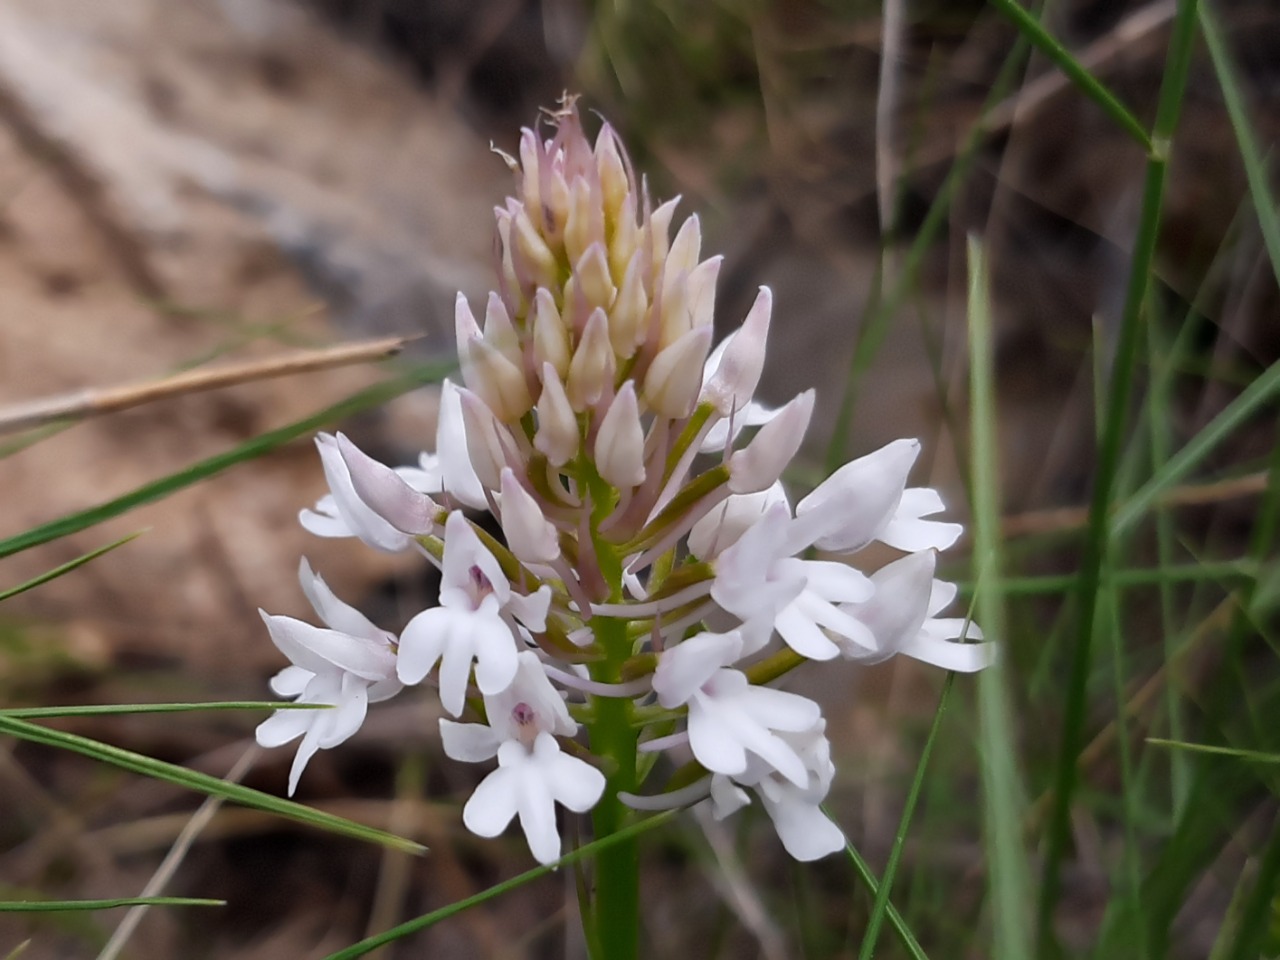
[709, 719, 845, 861]
[440, 652, 605, 864]
[256, 559, 402, 794]
[839, 550, 992, 671]
[792, 439, 962, 554]
[299, 433, 439, 551]
[652, 630, 822, 788]
[687, 482, 788, 561]
[397, 511, 551, 716]
[712, 504, 875, 658]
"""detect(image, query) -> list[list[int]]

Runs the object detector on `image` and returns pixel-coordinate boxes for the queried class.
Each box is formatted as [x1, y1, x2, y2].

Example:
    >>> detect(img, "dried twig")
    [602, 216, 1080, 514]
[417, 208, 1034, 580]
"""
[0, 335, 413, 436]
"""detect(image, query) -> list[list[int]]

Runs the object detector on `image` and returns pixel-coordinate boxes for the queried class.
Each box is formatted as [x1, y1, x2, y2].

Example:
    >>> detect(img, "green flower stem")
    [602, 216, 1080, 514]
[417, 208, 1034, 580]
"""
[583, 466, 640, 960]
[585, 616, 640, 960]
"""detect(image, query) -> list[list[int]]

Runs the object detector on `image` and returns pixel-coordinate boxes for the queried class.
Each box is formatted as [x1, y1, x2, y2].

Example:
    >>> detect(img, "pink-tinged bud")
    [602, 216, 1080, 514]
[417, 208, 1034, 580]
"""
[642, 325, 713, 419]
[457, 386, 508, 492]
[336, 433, 437, 535]
[543, 168, 571, 242]
[574, 243, 615, 311]
[461, 335, 534, 423]
[595, 381, 646, 489]
[500, 468, 560, 563]
[566, 308, 616, 411]
[563, 176, 599, 268]
[483, 292, 520, 363]
[647, 197, 680, 282]
[438, 380, 488, 509]
[495, 210, 523, 312]
[663, 215, 702, 300]
[455, 292, 482, 359]
[531, 288, 571, 378]
[656, 270, 690, 351]
[727, 389, 814, 493]
[512, 204, 560, 292]
[608, 206, 640, 283]
[534, 365, 579, 466]
[595, 125, 629, 225]
[518, 129, 542, 220]
[609, 259, 648, 357]
[703, 286, 772, 415]
[686, 256, 722, 330]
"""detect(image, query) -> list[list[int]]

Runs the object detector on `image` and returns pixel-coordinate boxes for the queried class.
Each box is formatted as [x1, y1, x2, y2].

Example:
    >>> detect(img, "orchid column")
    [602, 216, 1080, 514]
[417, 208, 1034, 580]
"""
[255, 100, 992, 959]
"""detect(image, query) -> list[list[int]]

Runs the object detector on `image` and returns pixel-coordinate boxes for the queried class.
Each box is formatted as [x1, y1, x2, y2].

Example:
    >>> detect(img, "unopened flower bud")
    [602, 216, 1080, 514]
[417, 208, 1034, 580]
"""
[703, 286, 772, 416]
[609, 259, 648, 357]
[512, 204, 560, 292]
[574, 243, 615, 311]
[483, 292, 521, 364]
[532, 288, 571, 378]
[663, 215, 702, 302]
[438, 379, 488, 509]
[643, 325, 713, 419]
[608, 206, 640, 283]
[647, 198, 680, 283]
[462, 334, 534, 423]
[534, 365, 580, 466]
[455, 292, 482, 358]
[336, 433, 437, 535]
[728, 389, 814, 493]
[595, 381, 646, 489]
[564, 176, 601, 268]
[457, 386, 508, 492]
[566, 308, 615, 410]
[518, 129, 542, 223]
[686, 255, 722, 331]
[595, 125, 629, 225]
[500, 468, 560, 563]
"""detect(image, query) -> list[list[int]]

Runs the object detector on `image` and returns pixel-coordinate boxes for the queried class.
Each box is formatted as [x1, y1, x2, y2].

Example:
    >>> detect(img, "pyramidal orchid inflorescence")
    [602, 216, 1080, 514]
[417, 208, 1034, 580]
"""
[256, 100, 992, 869]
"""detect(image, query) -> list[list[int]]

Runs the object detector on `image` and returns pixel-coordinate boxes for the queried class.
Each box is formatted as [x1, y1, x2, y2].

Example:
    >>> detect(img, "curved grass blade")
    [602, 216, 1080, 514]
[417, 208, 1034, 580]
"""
[856, 674, 954, 960]
[0, 531, 146, 603]
[0, 898, 223, 912]
[986, 0, 1152, 150]
[321, 810, 678, 960]
[0, 702, 328, 720]
[839, 837, 929, 960]
[967, 236, 1032, 960]
[1147, 739, 1280, 764]
[0, 716, 423, 854]
[0, 364, 450, 562]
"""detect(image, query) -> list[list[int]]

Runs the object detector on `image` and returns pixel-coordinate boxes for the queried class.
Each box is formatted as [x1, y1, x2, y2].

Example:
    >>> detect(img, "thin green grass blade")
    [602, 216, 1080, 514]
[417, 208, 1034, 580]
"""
[0, 532, 145, 602]
[320, 810, 678, 960]
[0, 702, 328, 719]
[1199, 2, 1280, 280]
[1111, 1, 1280, 539]
[1037, 3, 1201, 946]
[0, 365, 450, 561]
[1147, 739, 1280, 764]
[856, 673, 954, 960]
[968, 235, 1033, 960]
[1218, 814, 1280, 960]
[986, 0, 1152, 150]
[0, 898, 223, 912]
[0, 715, 423, 854]
[840, 835, 931, 960]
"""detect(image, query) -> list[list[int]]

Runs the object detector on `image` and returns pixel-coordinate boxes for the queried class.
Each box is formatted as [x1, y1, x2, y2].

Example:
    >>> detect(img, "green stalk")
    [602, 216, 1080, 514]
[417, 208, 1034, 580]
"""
[1036, 0, 1201, 949]
[583, 468, 640, 960]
